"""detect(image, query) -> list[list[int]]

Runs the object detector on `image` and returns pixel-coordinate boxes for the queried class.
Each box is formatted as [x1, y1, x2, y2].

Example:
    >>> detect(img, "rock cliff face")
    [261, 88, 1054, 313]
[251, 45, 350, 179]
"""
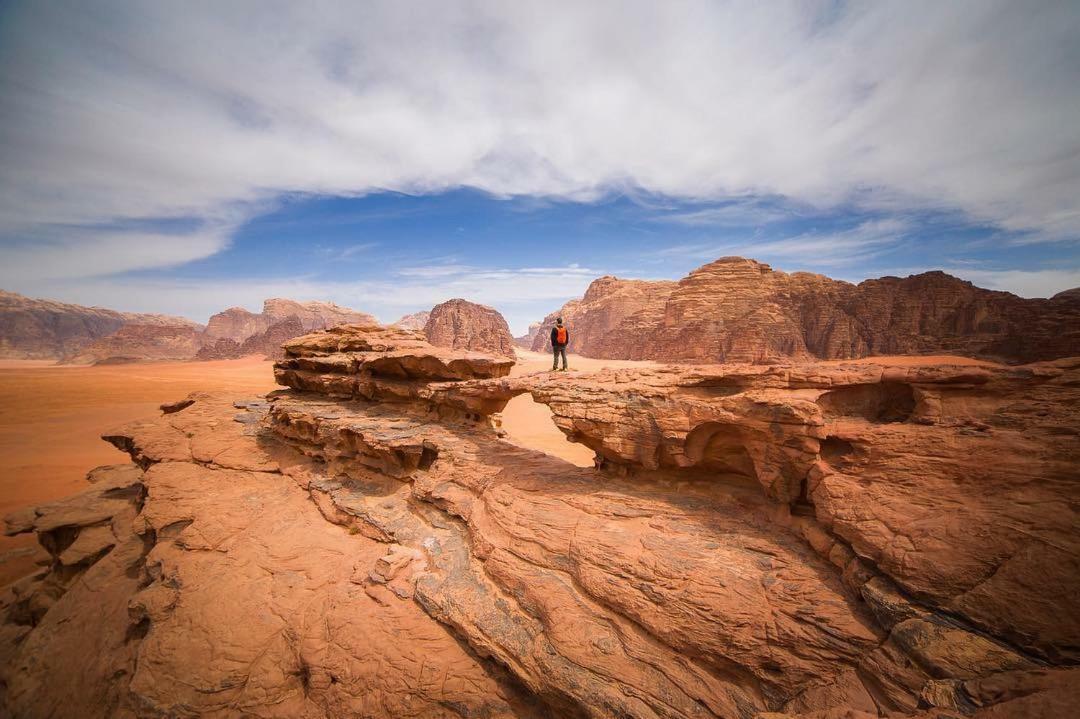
[425, 298, 516, 357]
[529, 258, 1080, 364]
[68, 323, 205, 364]
[392, 310, 431, 330]
[0, 290, 200, 360]
[203, 297, 375, 351]
[530, 276, 676, 355]
[3, 324, 1077, 718]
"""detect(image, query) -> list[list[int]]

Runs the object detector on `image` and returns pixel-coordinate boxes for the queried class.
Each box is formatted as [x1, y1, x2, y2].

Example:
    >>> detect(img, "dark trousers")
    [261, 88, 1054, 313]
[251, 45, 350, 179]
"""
[552, 346, 567, 369]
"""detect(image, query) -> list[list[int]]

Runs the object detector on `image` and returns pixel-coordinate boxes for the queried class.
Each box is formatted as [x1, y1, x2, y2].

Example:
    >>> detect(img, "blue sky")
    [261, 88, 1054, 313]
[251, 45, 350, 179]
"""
[1, 1, 1078, 333]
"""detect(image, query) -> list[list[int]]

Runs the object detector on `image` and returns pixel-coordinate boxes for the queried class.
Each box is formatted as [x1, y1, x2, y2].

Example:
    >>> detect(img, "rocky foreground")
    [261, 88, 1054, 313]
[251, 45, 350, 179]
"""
[2, 325, 1078, 718]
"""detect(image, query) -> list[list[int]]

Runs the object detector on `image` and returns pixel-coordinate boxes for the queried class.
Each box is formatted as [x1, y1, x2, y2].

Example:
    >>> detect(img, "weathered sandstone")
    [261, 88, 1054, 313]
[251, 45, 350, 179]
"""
[425, 298, 516, 357]
[67, 322, 205, 364]
[530, 258, 1080, 364]
[199, 298, 377, 359]
[2, 323, 1077, 718]
[530, 275, 676, 354]
[0, 290, 200, 360]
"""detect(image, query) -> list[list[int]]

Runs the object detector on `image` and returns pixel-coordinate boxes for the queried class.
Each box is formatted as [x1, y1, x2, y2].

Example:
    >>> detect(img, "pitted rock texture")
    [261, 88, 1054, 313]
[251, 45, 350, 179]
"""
[424, 298, 516, 357]
[0, 289, 201, 360]
[2, 325, 1077, 718]
[529, 257, 1080, 364]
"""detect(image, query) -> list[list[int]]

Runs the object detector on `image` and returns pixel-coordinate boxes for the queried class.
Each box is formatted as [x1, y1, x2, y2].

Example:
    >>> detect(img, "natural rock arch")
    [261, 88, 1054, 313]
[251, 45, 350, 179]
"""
[683, 421, 759, 480]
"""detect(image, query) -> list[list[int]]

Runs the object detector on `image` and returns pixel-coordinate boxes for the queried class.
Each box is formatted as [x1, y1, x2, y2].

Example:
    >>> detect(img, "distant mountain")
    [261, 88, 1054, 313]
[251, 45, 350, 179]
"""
[526, 257, 1080, 364]
[391, 311, 431, 330]
[0, 290, 201, 360]
[0, 290, 378, 363]
[197, 299, 377, 360]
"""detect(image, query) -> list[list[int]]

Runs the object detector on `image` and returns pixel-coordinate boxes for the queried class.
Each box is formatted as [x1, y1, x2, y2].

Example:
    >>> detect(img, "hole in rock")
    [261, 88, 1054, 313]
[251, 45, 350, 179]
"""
[817, 382, 916, 423]
[820, 436, 858, 470]
[418, 444, 439, 471]
[499, 394, 595, 467]
[684, 422, 759, 482]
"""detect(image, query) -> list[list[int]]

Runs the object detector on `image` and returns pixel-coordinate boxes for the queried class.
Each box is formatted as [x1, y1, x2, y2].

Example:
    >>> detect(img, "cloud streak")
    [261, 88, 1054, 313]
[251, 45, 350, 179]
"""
[0, 0, 1077, 287]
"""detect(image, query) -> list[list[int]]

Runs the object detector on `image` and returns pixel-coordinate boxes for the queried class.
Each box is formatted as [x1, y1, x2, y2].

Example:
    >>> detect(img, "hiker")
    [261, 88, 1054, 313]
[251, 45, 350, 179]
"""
[550, 317, 569, 371]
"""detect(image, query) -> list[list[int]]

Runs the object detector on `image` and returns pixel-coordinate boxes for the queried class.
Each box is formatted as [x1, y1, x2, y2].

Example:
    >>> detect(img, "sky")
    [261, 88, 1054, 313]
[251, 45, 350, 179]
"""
[1, 1, 1078, 334]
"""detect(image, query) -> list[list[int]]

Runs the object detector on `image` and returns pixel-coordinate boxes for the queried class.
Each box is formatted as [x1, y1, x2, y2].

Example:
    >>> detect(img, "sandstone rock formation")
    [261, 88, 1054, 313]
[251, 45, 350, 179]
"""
[196, 317, 307, 361]
[514, 321, 542, 349]
[424, 298, 516, 357]
[392, 310, 431, 330]
[68, 323, 205, 364]
[3, 323, 1077, 717]
[529, 258, 1080, 364]
[530, 275, 676, 354]
[200, 299, 377, 359]
[0, 290, 200, 360]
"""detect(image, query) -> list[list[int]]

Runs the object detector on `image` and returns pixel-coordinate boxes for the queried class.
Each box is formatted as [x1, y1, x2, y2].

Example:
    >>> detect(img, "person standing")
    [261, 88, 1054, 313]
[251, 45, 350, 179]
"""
[550, 317, 569, 371]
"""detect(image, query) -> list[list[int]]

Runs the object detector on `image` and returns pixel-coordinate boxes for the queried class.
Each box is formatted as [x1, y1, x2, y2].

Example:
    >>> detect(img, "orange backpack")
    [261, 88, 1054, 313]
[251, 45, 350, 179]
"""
[556, 326, 567, 345]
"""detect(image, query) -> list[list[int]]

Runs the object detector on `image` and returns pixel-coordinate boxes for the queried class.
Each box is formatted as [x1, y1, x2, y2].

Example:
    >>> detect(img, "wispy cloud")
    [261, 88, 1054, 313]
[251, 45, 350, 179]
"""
[0, 0, 1077, 292]
[937, 267, 1080, 299]
[651, 218, 911, 267]
[654, 199, 800, 228]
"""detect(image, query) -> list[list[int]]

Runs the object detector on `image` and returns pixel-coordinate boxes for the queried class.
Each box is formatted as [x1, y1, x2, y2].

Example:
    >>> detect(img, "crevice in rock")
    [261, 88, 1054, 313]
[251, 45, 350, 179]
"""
[818, 382, 916, 423]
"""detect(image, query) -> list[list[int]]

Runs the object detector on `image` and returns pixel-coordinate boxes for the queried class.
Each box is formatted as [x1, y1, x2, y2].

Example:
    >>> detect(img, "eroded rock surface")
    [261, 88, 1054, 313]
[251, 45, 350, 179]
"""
[529, 257, 1080, 363]
[425, 298, 516, 357]
[2, 324, 1077, 718]
[198, 298, 377, 360]
[68, 322, 206, 364]
[0, 289, 201, 360]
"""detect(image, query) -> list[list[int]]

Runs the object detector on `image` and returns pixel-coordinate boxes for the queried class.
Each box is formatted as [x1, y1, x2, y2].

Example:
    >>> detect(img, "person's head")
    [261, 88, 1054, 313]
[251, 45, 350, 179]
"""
[556, 317, 563, 326]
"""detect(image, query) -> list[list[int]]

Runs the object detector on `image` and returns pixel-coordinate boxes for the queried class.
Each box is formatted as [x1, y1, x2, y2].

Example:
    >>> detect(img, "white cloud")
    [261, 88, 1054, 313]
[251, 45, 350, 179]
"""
[939, 268, 1080, 299]
[653, 218, 911, 267]
[0, 0, 1077, 287]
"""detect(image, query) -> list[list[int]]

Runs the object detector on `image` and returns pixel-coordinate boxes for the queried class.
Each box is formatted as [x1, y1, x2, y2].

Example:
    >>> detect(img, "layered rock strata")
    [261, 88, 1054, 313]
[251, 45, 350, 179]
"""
[424, 298, 516, 358]
[2, 324, 1077, 718]
[530, 258, 1080, 363]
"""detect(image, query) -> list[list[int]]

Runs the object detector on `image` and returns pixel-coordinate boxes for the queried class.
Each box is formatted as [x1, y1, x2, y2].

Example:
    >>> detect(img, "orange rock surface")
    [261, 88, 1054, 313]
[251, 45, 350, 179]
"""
[531, 257, 1080, 364]
[424, 298, 516, 357]
[2, 324, 1077, 717]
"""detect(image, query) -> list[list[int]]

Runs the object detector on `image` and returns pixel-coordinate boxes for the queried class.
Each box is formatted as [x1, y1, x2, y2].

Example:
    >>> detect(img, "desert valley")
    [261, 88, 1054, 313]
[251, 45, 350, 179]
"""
[0, 256, 1078, 718]
[3, 3, 1079, 717]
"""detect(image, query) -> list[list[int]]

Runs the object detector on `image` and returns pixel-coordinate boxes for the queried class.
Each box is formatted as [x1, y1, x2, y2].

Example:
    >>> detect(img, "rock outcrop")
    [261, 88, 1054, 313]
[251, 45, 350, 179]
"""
[529, 258, 1080, 364]
[200, 299, 377, 359]
[392, 310, 431, 330]
[3, 323, 1077, 718]
[424, 298, 516, 357]
[67, 323, 205, 364]
[530, 276, 677, 355]
[0, 290, 200, 360]
[514, 321, 542, 349]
